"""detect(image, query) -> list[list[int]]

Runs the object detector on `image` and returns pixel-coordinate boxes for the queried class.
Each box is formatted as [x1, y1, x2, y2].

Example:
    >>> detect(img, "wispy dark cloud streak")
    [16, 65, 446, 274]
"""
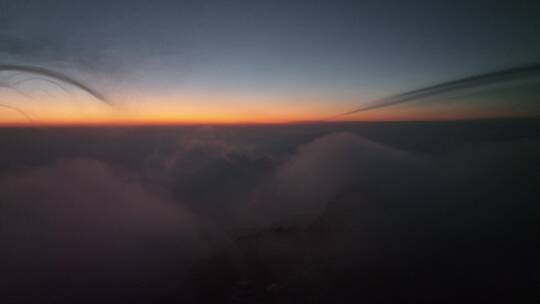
[333, 63, 540, 119]
[0, 103, 34, 123]
[0, 64, 111, 125]
[0, 64, 110, 105]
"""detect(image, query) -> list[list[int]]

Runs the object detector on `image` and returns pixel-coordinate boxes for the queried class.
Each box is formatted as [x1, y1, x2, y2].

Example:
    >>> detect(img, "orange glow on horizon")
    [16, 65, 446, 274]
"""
[1, 91, 534, 127]
[0, 92, 360, 126]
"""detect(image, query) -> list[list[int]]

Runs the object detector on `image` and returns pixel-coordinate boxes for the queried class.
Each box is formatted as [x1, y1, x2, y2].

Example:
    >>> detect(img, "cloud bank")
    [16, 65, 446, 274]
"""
[1, 121, 539, 302]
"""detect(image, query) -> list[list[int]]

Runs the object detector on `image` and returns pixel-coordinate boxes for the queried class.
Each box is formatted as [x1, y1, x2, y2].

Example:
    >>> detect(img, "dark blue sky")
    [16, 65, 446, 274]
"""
[1, 0, 539, 121]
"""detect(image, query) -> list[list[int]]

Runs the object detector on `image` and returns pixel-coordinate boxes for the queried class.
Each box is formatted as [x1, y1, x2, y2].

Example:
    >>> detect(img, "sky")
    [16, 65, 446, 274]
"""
[1, 0, 540, 124]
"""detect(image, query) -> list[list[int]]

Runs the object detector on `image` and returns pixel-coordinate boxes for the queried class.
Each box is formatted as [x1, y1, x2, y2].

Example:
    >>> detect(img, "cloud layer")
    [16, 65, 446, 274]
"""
[1, 121, 540, 302]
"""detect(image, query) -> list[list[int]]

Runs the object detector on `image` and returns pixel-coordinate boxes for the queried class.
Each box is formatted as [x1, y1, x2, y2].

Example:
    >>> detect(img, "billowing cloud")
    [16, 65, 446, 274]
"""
[0, 158, 210, 302]
[243, 132, 416, 226]
[143, 126, 256, 184]
[142, 127, 274, 222]
[2, 122, 539, 302]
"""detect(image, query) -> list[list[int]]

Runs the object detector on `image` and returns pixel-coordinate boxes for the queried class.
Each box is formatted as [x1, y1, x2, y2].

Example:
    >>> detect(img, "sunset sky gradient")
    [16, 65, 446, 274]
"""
[1, 0, 540, 125]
